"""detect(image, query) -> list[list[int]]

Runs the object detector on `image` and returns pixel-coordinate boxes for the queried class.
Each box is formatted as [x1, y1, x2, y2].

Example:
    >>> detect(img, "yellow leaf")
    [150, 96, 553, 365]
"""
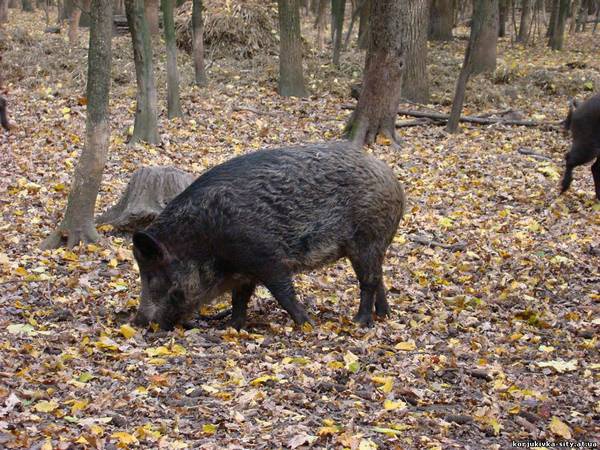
[34, 400, 59, 413]
[537, 164, 560, 180]
[108, 259, 118, 268]
[549, 416, 572, 439]
[202, 424, 217, 435]
[371, 376, 394, 393]
[69, 399, 89, 414]
[41, 440, 53, 450]
[394, 341, 416, 351]
[383, 399, 407, 411]
[537, 359, 578, 373]
[95, 336, 120, 352]
[90, 424, 104, 435]
[111, 431, 138, 445]
[318, 426, 341, 436]
[376, 135, 392, 146]
[344, 351, 360, 373]
[250, 375, 278, 386]
[358, 438, 378, 450]
[120, 324, 136, 339]
[438, 217, 453, 229]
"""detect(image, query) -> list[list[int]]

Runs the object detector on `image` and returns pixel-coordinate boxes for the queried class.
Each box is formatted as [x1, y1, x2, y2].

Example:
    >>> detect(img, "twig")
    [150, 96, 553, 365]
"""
[517, 147, 553, 161]
[232, 106, 278, 117]
[408, 234, 467, 251]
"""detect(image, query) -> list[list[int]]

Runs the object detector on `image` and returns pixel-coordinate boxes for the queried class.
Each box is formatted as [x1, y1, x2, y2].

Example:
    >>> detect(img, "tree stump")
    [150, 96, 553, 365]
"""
[97, 166, 195, 231]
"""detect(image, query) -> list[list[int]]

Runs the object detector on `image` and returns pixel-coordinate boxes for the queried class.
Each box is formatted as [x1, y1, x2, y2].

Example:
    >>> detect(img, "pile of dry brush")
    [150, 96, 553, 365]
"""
[175, 0, 278, 59]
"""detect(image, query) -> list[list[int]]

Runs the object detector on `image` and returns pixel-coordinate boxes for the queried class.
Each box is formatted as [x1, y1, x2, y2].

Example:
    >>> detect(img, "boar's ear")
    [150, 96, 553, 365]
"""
[132, 231, 167, 265]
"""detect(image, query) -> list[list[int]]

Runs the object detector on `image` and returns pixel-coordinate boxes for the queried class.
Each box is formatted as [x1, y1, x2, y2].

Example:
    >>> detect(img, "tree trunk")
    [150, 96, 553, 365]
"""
[446, 0, 497, 133]
[499, 0, 509, 36]
[277, 0, 307, 97]
[546, 0, 559, 36]
[357, 0, 369, 48]
[345, 0, 405, 145]
[517, 0, 532, 42]
[41, 0, 112, 249]
[22, 0, 34, 11]
[8, 0, 18, 8]
[162, 0, 182, 118]
[68, 0, 82, 43]
[470, 0, 498, 74]
[126, 0, 159, 144]
[401, 0, 429, 103]
[114, 0, 124, 15]
[192, 0, 207, 86]
[332, 0, 345, 65]
[569, 0, 580, 32]
[315, 0, 327, 49]
[0, 0, 8, 22]
[145, 0, 159, 34]
[548, 0, 570, 49]
[97, 166, 194, 231]
[428, 0, 453, 40]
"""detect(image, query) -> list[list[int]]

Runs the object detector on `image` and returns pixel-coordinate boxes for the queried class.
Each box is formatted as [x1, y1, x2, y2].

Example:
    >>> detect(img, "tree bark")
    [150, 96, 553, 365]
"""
[126, 0, 159, 144]
[68, 0, 82, 43]
[277, 0, 308, 97]
[547, 0, 559, 36]
[517, 0, 532, 42]
[470, 0, 498, 74]
[332, 0, 345, 65]
[401, 0, 429, 103]
[428, 0, 453, 40]
[0, 0, 8, 22]
[345, 0, 405, 145]
[192, 0, 207, 86]
[162, 0, 182, 118]
[145, 0, 159, 35]
[499, 0, 508, 36]
[569, 0, 580, 32]
[41, 0, 112, 249]
[548, 0, 570, 49]
[357, 0, 369, 48]
[446, 0, 497, 133]
[21, 0, 34, 11]
[315, 0, 327, 49]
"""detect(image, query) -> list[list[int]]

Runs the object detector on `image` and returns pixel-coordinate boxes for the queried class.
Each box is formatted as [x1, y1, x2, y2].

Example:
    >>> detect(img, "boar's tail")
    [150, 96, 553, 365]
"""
[561, 165, 574, 193]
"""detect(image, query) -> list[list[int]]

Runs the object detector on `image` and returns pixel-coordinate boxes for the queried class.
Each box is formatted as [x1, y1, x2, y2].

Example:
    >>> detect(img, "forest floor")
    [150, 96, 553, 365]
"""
[0, 7, 599, 450]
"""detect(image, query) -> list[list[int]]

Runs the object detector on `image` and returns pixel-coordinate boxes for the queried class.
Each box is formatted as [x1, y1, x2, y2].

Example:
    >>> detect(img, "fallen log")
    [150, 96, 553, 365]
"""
[342, 105, 561, 129]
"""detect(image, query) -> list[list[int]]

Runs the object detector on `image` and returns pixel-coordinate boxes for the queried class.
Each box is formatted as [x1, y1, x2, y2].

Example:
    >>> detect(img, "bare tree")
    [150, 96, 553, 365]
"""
[470, 0, 498, 74]
[126, 0, 159, 144]
[446, 0, 498, 133]
[0, 0, 9, 22]
[428, 0, 453, 40]
[345, 0, 408, 145]
[401, 0, 429, 103]
[332, 0, 345, 65]
[517, 0, 533, 43]
[278, 0, 308, 97]
[192, 0, 207, 86]
[42, 0, 112, 249]
[162, 0, 182, 118]
[548, 0, 571, 49]
[145, 0, 159, 34]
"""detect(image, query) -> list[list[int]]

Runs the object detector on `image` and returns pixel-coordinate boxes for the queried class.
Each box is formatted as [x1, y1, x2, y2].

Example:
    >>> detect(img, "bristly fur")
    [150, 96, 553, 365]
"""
[560, 94, 600, 199]
[133, 141, 406, 330]
[0, 97, 9, 131]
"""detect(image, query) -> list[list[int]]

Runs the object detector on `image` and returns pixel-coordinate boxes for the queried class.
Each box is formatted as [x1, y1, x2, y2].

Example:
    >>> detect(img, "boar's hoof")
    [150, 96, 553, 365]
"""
[375, 303, 391, 318]
[353, 313, 374, 328]
[228, 316, 247, 331]
[291, 309, 314, 327]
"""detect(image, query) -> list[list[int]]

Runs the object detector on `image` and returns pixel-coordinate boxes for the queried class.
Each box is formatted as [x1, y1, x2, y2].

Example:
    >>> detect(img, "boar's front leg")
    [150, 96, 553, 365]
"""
[592, 158, 600, 200]
[263, 276, 312, 326]
[375, 281, 391, 318]
[229, 283, 256, 330]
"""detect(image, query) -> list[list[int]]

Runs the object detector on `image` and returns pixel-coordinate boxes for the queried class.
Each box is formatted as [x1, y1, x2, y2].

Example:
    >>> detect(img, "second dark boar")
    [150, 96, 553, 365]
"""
[132, 142, 405, 330]
[561, 93, 600, 200]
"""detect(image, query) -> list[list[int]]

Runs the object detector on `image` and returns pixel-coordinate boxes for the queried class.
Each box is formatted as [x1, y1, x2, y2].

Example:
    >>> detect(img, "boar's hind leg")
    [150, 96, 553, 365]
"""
[349, 248, 385, 327]
[592, 158, 600, 200]
[375, 281, 391, 318]
[263, 276, 312, 325]
[229, 283, 256, 331]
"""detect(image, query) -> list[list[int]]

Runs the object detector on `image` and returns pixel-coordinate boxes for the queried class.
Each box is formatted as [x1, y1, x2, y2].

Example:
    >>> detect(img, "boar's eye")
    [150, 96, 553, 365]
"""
[168, 288, 185, 305]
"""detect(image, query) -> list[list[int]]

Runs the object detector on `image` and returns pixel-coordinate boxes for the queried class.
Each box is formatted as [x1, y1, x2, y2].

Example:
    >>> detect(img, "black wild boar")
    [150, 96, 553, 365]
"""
[561, 93, 600, 200]
[132, 142, 405, 331]
[0, 96, 9, 131]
